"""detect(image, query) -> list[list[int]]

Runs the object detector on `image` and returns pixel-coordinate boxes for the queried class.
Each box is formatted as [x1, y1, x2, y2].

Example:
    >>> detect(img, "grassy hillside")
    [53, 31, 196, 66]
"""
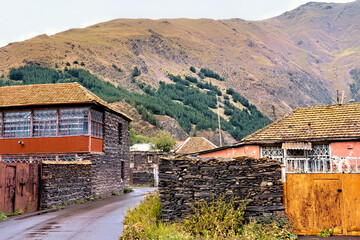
[2, 65, 270, 141]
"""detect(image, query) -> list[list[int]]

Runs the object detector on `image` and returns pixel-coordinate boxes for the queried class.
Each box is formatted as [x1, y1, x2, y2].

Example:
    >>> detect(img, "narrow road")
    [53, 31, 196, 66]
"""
[0, 187, 155, 240]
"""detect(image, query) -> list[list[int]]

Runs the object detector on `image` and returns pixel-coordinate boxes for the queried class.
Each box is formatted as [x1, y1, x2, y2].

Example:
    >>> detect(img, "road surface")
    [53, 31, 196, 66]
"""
[0, 187, 155, 240]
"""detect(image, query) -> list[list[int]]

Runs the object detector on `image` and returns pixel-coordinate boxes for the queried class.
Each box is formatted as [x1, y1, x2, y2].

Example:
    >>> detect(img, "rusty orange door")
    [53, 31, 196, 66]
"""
[285, 173, 360, 236]
[313, 176, 342, 234]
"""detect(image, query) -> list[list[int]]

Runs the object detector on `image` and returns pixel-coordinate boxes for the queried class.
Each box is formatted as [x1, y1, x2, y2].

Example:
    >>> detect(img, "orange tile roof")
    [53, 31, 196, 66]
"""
[174, 137, 217, 154]
[0, 83, 131, 120]
[242, 103, 360, 143]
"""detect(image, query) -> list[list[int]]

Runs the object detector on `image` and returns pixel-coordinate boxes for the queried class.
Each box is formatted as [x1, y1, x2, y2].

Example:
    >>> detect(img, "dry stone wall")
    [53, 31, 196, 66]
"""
[40, 162, 92, 208]
[159, 156, 284, 221]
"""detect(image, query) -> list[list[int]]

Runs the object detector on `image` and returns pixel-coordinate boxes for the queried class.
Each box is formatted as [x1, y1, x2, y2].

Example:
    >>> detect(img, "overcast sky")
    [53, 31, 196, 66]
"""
[0, 0, 354, 47]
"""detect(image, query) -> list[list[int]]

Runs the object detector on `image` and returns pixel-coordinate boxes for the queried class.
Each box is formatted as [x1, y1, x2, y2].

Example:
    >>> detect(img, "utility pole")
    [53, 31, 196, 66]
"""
[272, 105, 277, 121]
[217, 95, 222, 147]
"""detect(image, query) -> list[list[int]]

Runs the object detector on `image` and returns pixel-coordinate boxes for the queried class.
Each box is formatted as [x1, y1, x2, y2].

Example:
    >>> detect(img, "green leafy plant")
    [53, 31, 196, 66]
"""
[132, 66, 141, 77]
[0, 212, 7, 221]
[62, 200, 68, 206]
[190, 66, 196, 73]
[51, 206, 64, 211]
[151, 132, 176, 152]
[317, 228, 334, 237]
[7, 210, 23, 216]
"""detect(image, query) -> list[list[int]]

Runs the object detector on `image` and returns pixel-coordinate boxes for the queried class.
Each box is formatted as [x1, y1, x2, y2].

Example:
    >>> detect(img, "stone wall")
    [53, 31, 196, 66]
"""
[89, 110, 130, 196]
[130, 151, 169, 186]
[159, 156, 284, 222]
[40, 162, 92, 208]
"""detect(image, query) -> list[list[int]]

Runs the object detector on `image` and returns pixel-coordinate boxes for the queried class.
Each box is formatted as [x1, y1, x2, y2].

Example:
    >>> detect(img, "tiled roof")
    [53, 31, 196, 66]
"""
[174, 137, 217, 154]
[242, 103, 360, 143]
[0, 83, 131, 120]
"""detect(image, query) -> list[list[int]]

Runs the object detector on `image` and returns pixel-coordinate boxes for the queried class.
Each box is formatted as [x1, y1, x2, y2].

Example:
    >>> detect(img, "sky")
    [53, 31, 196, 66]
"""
[0, 0, 354, 47]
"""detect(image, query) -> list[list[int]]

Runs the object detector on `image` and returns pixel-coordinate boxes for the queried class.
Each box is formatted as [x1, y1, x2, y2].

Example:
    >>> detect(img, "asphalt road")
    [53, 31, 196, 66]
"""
[0, 187, 155, 240]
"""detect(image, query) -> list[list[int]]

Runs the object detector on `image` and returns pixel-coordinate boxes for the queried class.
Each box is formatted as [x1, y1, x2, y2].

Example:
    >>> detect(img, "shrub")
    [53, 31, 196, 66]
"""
[9, 68, 24, 80]
[80, 61, 85, 66]
[241, 213, 297, 240]
[0, 212, 7, 221]
[183, 195, 246, 238]
[132, 66, 141, 77]
[124, 187, 134, 193]
[200, 68, 225, 81]
[151, 133, 176, 152]
[112, 64, 123, 72]
[66, 62, 71, 66]
[73, 60, 79, 64]
[190, 66, 196, 73]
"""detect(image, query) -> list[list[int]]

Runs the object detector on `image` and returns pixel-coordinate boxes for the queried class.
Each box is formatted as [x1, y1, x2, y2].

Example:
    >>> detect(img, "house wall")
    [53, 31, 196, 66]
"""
[87, 110, 130, 196]
[0, 136, 97, 154]
[159, 156, 284, 221]
[199, 145, 260, 159]
[130, 151, 169, 186]
[331, 141, 360, 158]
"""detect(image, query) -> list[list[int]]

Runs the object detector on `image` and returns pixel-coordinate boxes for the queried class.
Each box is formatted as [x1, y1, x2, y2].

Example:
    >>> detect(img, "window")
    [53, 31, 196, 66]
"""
[33, 110, 57, 137]
[118, 122, 122, 144]
[91, 109, 103, 138]
[121, 161, 125, 180]
[3, 111, 31, 138]
[59, 108, 89, 136]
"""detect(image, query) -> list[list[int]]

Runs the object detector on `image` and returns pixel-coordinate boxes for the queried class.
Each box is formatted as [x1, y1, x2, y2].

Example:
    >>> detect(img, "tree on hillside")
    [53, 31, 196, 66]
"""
[151, 133, 176, 152]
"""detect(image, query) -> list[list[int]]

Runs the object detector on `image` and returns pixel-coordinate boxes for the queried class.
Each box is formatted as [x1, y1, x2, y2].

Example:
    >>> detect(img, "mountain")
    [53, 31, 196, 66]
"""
[0, 1, 360, 142]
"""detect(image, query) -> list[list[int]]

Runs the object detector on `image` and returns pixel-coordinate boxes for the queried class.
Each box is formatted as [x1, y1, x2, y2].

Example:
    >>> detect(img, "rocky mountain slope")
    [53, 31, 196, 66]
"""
[1, 1, 360, 142]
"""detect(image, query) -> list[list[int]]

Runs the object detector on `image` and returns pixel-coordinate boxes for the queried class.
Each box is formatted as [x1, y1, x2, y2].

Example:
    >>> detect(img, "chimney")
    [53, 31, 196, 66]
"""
[308, 122, 311, 131]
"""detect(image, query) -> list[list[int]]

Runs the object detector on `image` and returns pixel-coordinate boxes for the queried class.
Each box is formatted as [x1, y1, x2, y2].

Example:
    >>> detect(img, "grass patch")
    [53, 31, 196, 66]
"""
[7, 210, 23, 217]
[124, 187, 134, 193]
[120, 192, 297, 240]
[0, 212, 7, 221]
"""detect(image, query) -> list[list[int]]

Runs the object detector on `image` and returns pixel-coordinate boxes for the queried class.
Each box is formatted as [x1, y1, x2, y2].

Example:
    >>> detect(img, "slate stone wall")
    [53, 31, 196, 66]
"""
[130, 151, 169, 186]
[40, 163, 92, 207]
[159, 156, 284, 222]
[89, 111, 130, 196]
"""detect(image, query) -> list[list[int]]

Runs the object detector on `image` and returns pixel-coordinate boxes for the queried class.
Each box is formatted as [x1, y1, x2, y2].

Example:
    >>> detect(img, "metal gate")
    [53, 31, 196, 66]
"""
[0, 163, 40, 215]
[285, 173, 360, 236]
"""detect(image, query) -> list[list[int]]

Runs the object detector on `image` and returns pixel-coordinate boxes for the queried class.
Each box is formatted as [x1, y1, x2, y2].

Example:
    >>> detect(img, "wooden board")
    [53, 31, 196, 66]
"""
[285, 173, 360, 235]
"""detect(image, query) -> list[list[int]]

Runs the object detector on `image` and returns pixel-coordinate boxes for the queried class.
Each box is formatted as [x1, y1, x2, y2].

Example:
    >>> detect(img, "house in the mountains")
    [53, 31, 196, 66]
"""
[199, 103, 360, 173]
[0, 82, 131, 213]
[174, 137, 217, 154]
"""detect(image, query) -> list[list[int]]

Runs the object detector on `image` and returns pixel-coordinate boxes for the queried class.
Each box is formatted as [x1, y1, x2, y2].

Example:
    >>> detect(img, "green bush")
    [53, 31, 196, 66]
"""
[124, 187, 134, 193]
[190, 66, 196, 73]
[132, 66, 141, 77]
[9, 68, 24, 80]
[0, 212, 7, 221]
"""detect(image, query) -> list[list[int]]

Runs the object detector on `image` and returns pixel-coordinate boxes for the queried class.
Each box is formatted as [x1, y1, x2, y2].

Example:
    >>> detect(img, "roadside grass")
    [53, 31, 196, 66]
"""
[120, 192, 298, 240]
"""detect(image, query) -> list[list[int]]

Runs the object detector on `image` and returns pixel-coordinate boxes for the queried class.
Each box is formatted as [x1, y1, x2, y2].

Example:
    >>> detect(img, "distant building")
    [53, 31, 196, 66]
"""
[174, 137, 217, 154]
[198, 103, 360, 174]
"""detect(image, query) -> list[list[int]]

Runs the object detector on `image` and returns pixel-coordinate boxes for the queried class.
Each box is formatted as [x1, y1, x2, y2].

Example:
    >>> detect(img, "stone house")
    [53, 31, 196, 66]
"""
[0, 83, 131, 210]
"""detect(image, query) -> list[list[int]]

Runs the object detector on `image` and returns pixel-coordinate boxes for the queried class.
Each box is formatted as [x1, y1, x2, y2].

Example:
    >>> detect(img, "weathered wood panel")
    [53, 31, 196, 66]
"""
[4, 165, 16, 215]
[286, 173, 360, 235]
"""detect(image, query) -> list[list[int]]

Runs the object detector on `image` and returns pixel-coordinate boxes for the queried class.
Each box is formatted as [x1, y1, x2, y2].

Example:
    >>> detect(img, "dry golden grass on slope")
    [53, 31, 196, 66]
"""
[2, 1, 360, 119]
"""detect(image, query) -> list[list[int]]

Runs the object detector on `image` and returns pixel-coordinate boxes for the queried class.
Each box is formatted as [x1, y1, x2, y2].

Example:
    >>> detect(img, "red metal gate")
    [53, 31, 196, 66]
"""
[0, 163, 40, 215]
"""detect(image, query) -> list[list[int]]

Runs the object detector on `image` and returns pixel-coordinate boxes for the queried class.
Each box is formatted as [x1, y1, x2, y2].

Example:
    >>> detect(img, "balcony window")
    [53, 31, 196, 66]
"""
[59, 108, 89, 136]
[3, 111, 31, 138]
[91, 109, 103, 138]
[33, 110, 57, 137]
